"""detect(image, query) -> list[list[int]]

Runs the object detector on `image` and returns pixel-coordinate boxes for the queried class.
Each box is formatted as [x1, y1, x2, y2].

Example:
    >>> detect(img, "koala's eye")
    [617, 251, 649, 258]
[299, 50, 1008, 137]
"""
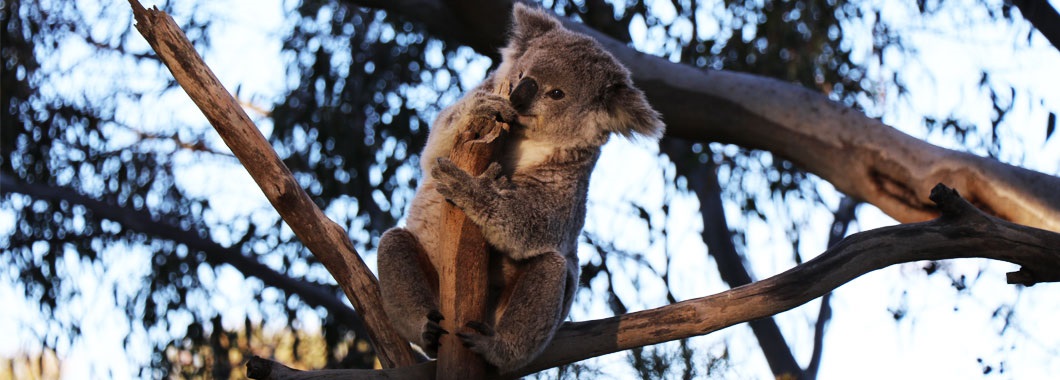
[546, 89, 565, 100]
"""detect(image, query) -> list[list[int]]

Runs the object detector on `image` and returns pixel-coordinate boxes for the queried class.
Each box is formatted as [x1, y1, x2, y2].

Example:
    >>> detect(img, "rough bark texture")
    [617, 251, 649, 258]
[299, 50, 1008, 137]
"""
[347, 0, 1060, 234]
[436, 118, 508, 379]
[128, 0, 416, 367]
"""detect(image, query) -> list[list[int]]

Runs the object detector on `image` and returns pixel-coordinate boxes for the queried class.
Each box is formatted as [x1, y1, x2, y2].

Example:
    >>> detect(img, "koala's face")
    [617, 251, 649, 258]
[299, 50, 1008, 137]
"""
[502, 37, 618, 144]
[497, 5, 664, 147]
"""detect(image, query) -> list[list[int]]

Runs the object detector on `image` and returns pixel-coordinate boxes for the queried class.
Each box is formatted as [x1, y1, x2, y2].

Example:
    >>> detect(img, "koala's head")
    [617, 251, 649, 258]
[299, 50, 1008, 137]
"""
[496, 4, 664, 147]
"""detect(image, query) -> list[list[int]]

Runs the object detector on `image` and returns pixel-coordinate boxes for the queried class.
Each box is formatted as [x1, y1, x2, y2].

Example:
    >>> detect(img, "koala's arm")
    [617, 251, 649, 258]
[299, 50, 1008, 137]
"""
[432, 159, 584, 260]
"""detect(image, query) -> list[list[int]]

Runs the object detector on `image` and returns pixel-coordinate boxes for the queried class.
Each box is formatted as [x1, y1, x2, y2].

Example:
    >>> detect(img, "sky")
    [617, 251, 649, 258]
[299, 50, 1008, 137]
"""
[2, 0, 1060, 378]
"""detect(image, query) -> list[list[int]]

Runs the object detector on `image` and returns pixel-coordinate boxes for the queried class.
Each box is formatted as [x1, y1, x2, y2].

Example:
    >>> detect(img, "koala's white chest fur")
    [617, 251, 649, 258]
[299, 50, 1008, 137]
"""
[506, 136, 555, 171]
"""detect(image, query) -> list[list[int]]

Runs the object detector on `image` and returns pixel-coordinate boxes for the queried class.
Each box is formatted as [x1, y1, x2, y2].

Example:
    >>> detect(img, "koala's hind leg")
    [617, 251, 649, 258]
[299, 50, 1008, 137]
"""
[458, 252, 571, 372]
[377, 227, 445, 355]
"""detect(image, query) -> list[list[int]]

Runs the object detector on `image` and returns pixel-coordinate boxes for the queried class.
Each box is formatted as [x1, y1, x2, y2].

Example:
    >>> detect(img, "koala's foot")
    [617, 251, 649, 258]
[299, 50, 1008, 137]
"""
[456, 320, 495, 354]
[422, 310, 448, 356]
[457, 321, 530, 372]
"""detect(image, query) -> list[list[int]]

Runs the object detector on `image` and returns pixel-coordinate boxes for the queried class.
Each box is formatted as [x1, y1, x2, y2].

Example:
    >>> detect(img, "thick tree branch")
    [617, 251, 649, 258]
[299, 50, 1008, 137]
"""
[436, 118, 509, 378]
[0, 173, 370, 338]
[515, 184, 1060, 376]
[247, 356, 436, 380]
[353, 0, 1060, 233]
[247, 184, 1060, 378]
[127, 1, 416, 367]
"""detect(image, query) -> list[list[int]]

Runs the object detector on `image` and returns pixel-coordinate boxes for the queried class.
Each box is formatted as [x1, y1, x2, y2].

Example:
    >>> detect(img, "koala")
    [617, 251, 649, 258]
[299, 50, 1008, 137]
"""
[377, 3, 664, 372]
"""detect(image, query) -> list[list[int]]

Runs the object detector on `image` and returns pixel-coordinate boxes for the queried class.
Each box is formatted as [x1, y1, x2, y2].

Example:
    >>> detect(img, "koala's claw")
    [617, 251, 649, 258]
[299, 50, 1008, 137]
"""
[483, 162, 504, 179]
[432, 157, 465, 180]
[465, 321, 495, 336]
[422, 310, 448, 354]
[431, 158, 469, 200]
[456, 321, 496, 351]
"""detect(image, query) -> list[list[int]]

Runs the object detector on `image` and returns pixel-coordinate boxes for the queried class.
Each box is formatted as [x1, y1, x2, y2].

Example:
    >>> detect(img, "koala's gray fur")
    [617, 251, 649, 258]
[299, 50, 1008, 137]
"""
[377, 3, 663, 372]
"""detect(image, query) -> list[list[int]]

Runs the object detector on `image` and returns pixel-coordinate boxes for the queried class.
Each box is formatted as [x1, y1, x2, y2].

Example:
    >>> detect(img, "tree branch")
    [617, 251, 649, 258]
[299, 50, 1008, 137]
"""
[804, 196, 858, 380]
[351, 0, 1060, 233]
[1010, 0, 1060, 51]
[662, 139, 802, 379]
[246, 356, 436, 380]
[246, 184, 1060, 378]
[436, 117, 509, 378]
[515, 184, 1060, 376]
[127, 0, 415, 367]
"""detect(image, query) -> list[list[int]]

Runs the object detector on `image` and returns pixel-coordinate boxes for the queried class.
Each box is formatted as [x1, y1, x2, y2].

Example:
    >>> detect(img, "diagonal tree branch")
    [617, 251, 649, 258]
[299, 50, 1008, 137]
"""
[247, 184, 1060, 378]
[351, 0, 1060, 233]
[516, 184, 1060, 376]
[127, 0, 416, 367]
[1010, 0, 1060, 51]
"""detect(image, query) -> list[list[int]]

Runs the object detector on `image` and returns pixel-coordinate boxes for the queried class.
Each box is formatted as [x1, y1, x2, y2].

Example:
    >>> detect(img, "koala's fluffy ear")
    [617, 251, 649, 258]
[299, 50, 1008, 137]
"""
[508, 3, 560, 55]
[600, 83, 665, 140]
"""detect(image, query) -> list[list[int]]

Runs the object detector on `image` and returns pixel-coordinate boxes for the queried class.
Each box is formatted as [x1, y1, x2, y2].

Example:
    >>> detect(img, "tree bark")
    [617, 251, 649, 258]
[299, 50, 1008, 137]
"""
[436, 118, 509, 378]
[127, 0, 416, 367]
[349, 0, 1060, 234]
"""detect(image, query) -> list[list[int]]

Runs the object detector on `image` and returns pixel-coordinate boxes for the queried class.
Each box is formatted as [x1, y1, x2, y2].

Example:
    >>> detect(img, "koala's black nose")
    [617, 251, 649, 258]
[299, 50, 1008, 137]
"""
[509, 77, 538, 114]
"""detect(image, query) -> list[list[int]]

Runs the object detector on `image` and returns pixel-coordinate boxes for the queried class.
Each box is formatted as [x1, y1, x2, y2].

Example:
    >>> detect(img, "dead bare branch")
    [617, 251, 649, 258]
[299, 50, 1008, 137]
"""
[127, 0, 416, 367]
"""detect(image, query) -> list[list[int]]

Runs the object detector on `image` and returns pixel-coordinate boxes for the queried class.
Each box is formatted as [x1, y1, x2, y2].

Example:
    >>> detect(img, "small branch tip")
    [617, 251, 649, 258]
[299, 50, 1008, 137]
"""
[928, 183, 957, 204]
[1006, 269, 1037, 287]
[928, 183, 977, 218]
[246, 356, 272, 379]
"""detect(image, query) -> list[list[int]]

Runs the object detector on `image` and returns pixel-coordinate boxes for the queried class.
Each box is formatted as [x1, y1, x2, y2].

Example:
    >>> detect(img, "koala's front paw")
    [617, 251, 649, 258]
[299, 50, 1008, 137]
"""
[469, 92, 518, 124]
[433, 158, 506, 201]
[432, 157, 474, 203]
[422, 310, 448, 355]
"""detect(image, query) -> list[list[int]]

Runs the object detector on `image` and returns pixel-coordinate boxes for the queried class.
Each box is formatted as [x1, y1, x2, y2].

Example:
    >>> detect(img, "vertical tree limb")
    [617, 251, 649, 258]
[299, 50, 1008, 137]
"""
[127, 0, 416, 367]
[661, 139, 802, 379]
[804, 197, 858, 380]
[436, 118, 509, 379]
